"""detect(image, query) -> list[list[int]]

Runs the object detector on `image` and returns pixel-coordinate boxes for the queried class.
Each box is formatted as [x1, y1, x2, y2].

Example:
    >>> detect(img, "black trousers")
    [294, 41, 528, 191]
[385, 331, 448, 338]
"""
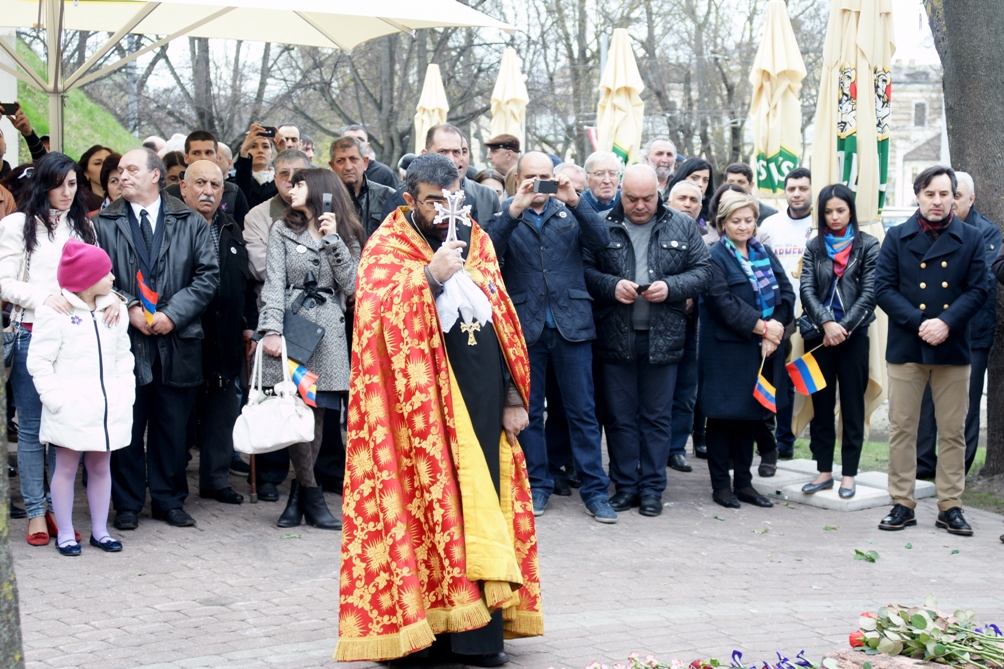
[544, 363, 573, 477]
[917, 346, 987, 475]
[602, 331, 677, 496]
[197, 377, 241, 492]
[314, 405, 346, 489]
[706, 418, 757, 493]
[806, 333, 869, 476]
[112, 360, 199, 513]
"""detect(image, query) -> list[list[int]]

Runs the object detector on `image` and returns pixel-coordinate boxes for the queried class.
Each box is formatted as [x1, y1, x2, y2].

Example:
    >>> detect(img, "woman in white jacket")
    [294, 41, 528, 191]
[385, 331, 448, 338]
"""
[27, 240, 134, 555]
[0, 152, 114, 546]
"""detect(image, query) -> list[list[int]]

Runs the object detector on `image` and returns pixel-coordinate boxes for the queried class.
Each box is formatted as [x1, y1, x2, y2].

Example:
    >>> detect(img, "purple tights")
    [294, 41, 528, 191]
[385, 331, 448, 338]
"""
[50, 447, 113, 546]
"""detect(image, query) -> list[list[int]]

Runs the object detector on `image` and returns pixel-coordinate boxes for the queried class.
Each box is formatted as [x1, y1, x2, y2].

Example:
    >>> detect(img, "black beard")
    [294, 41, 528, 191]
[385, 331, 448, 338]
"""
[412, 207, 448, 241]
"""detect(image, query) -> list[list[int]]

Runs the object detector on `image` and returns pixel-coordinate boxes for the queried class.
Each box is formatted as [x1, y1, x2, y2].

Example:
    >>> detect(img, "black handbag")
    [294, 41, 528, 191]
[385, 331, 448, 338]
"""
[283, 309, 325, 364]
[797, 314, 822, 340]
[282, 271, 329, 364]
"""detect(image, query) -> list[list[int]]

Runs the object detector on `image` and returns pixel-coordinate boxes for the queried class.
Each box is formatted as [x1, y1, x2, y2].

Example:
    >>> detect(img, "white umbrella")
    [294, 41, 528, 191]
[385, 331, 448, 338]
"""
[0, 0, 514, 151]
[414, 63, 449, 154]
[489, 48, 529, 149]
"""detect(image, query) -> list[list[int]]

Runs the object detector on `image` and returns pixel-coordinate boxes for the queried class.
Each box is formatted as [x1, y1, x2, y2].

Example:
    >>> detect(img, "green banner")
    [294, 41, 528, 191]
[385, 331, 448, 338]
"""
[755, 145, 799, 194]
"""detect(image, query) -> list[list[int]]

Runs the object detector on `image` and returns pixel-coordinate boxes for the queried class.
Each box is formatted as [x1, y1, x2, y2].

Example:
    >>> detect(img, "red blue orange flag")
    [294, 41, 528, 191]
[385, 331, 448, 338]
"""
[287, 358, 318, 408]
[786, 346, 828, 395]
[137, 270, 158, 325]
[753, 357, 777, 413]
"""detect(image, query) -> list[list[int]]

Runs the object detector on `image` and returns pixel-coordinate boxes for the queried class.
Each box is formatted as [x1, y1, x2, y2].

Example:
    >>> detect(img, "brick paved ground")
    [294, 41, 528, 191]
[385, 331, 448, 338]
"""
[10, 452, 1004, 669]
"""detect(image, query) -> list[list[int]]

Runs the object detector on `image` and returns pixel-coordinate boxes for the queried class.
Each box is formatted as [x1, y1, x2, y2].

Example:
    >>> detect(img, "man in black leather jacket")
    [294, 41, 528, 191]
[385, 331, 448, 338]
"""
[95, 148, 219, 531]
[584, 165, 711, 515]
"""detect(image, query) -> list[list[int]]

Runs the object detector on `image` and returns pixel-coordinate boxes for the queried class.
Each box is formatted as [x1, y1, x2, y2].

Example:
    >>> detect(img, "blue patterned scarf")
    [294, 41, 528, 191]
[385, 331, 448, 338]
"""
[582, 188, 620, 213]
[823, 226, 854, 276]
[722, 236, 778, 318]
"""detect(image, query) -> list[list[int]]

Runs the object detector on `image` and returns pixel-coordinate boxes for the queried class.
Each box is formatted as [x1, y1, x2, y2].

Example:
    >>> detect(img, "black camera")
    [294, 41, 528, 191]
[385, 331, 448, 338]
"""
[532, 179, 559, 194]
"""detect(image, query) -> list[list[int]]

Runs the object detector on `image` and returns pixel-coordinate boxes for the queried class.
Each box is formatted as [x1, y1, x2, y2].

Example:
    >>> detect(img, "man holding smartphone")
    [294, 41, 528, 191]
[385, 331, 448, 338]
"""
[487, 151, 616, 523]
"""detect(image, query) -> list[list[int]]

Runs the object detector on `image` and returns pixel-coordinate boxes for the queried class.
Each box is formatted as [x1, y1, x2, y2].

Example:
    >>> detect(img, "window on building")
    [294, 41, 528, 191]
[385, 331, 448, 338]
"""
[914, 102, 928, 127]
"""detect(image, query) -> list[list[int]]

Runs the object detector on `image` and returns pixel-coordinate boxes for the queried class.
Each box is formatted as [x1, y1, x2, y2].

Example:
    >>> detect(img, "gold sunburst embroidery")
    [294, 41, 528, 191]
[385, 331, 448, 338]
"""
[404, 354, 432, 390]
[363, 538, 391, 572]
[340, 610, 363, 637]
[377, 590, 395, 611]
[400, 585, 424, 620]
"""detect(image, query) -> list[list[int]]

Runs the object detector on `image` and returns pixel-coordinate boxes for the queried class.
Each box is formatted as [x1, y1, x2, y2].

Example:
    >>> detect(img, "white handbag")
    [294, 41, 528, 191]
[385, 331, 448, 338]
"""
[233, 336, 316, 454]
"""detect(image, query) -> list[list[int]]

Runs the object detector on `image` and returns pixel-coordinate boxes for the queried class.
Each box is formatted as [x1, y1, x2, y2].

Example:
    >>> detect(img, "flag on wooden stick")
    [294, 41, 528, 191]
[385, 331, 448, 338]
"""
[753, 357, 777, 413]
[786, 345, 828, 395]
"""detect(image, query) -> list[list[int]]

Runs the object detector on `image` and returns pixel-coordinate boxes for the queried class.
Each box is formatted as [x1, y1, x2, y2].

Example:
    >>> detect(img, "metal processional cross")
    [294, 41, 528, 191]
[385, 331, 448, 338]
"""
[433, 188, 473, 243]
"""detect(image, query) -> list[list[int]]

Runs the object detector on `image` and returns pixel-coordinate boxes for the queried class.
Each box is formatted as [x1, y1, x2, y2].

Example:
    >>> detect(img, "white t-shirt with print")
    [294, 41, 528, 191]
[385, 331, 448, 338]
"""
[757, 209, 813, 310]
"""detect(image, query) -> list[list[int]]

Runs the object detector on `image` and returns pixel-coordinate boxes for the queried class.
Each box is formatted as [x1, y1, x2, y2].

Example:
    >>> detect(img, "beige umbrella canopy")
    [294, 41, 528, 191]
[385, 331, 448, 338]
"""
[795, 0, 897, 440]
[596, 28, 645, 165]
[0, 0, 514, 152]
[489, 48, 529, 149]
[414, 63, 449, 153]
[749, 0, 806, 195]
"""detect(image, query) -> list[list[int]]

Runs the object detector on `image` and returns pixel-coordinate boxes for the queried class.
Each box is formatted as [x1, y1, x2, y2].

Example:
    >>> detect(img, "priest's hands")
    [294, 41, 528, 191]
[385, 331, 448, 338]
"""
[428, 240, 467, 284]
[503, 406, 529, 445]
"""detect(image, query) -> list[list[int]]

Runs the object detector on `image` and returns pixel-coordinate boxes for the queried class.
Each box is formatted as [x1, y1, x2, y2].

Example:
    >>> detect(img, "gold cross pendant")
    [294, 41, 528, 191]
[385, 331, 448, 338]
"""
[459, 321, 481, 346]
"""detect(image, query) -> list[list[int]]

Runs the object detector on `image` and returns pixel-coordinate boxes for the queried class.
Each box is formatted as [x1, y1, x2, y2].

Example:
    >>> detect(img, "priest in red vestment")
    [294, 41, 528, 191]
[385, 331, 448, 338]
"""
[335, 153, 543, 666]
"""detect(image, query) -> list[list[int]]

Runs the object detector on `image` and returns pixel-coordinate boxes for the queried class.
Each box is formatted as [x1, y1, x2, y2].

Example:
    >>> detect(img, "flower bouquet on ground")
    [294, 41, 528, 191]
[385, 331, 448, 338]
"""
[849, 596, 1004, 669]
[571, 650, 820, 669]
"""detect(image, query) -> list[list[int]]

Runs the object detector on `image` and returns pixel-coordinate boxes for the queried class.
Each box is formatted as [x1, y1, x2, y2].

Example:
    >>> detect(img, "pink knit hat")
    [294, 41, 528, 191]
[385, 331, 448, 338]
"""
[57, 240, 112, 293]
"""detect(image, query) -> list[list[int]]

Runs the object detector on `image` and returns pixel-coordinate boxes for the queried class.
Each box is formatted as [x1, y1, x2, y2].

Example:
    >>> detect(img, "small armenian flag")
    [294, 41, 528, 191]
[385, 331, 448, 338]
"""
[137, 270, 158, 325]
[753, 358, 777, 413]
[287, 359, 318, 408]
[786, 347, 827, 395]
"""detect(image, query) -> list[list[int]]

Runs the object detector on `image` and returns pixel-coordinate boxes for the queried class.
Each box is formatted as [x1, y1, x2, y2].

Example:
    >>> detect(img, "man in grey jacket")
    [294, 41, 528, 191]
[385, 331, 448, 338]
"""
[95, 148, 219, 530]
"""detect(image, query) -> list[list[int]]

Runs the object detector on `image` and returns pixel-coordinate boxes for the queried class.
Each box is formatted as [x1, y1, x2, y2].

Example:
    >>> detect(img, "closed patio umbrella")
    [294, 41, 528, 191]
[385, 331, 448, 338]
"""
[414, 63, 449, 154]
[489, 48, 529, 149]
[595, 28, 644, 165]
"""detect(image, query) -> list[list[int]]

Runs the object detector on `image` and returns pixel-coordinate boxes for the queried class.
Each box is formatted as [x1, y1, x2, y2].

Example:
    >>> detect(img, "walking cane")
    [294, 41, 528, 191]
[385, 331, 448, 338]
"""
[245, 338, 257, 504]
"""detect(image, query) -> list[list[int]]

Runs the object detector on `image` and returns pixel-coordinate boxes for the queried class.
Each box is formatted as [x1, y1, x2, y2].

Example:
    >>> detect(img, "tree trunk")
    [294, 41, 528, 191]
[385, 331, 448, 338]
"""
[925, 0, 1004, 477]
[189, 37, 217, 136]
[0, 381, 26, 669]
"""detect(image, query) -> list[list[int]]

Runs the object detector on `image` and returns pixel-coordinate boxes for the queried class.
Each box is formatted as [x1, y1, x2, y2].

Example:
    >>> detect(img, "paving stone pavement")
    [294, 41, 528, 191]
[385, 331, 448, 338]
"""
[10, 452, 1004, 669]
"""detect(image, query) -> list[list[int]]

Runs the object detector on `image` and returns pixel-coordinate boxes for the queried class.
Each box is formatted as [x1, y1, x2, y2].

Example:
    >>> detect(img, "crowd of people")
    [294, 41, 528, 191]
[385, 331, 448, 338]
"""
[2, 105, 1002, 566]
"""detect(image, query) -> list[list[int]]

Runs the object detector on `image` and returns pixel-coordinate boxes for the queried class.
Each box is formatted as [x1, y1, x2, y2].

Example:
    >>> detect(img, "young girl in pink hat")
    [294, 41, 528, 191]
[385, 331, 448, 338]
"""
[27, 239, 135, 556]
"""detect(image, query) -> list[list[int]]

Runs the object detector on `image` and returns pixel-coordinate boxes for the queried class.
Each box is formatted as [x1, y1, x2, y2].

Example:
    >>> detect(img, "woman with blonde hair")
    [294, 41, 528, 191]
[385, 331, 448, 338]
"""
[698, 190, 794, 509]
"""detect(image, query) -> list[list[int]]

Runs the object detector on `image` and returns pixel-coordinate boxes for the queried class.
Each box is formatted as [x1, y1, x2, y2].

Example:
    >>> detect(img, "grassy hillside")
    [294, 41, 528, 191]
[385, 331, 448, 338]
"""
[15, 40, 140, 164]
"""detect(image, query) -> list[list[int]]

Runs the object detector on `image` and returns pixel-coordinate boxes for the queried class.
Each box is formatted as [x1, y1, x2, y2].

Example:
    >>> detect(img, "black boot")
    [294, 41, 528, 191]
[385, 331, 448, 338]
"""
[276, 480, 303, 528]
[301, 486, 341, 530]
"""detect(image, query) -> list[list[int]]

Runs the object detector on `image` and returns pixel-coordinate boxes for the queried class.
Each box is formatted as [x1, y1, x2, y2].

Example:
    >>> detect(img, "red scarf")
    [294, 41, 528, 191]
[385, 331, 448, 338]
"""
[918, 214, 952, 241]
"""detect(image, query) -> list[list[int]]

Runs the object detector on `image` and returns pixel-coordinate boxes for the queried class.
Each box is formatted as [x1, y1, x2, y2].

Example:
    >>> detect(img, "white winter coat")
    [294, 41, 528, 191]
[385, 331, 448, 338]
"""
[26, 290, 136, 451]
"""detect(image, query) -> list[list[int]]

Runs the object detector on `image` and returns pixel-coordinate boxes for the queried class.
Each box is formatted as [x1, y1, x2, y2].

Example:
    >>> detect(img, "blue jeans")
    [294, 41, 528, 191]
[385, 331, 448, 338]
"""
[522, 328, 609, 504]
[9, 327, 53, 518]
[669, 317, 698, 456]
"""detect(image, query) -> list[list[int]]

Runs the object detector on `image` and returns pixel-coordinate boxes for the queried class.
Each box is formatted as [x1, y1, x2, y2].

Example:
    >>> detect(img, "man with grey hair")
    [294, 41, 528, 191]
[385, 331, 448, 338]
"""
[643, 137, 677, 197]
[916, 170, 1000, 477]
[583, 151, 623, 217]
[555, 162, 587, 195]
[180, 160, 254, 507]
[341, 123, 399, 188]
[95, 148, 219, 530]
[328, 135, 395, 237]
[584, 164, 711, 515]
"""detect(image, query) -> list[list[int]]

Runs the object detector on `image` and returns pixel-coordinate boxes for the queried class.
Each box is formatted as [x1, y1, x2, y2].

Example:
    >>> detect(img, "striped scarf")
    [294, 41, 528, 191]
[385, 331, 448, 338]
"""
[723, 236, 778, 318]
[824, 226, 854, 276]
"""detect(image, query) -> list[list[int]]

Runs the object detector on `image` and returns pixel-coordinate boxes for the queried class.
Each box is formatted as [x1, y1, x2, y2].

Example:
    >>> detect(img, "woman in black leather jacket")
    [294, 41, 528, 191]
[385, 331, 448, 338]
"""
[798, 184, 879, 499]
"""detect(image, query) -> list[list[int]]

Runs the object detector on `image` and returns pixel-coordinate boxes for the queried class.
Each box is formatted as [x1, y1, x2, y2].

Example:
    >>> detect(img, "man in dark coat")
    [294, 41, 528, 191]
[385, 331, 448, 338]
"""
[916, 171, 999, 477]
[487, 151, 617, 522]
[341, 124, 399, 189]
[584, 165, 711, 516]
[180, 160, 257, 506]
[95, 148, 219, 530]
[328, 136, 395, 238]
[875, 166, 987, 537]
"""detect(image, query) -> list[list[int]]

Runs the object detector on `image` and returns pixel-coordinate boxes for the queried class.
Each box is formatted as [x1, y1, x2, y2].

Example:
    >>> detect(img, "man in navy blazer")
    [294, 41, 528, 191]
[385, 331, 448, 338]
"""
[874, 165, 987, 537]
[488, 151, 616, 523]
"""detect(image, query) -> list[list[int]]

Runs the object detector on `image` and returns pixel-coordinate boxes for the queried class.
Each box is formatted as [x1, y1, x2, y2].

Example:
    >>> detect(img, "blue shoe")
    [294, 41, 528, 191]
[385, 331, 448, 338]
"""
[90, 535, 123, 552]
[838, 484, 856, 499]
[586, 498, 618, 524]
[531, 489, 549, 517]
[56, 540, 81, 556]
[801, 478, 834, 494]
